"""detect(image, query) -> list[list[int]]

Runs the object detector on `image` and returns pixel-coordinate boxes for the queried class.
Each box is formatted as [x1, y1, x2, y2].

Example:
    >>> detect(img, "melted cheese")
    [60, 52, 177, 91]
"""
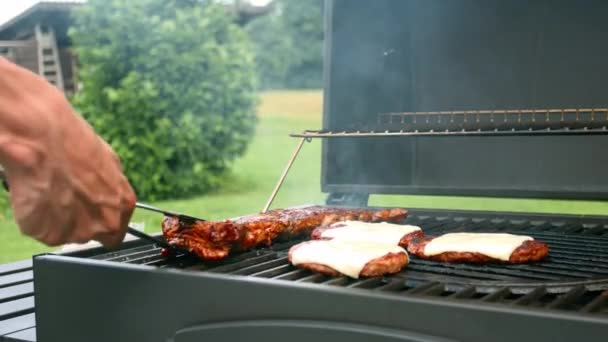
[290, 240, 406, 279]
[423, 233, 533, 261]
[324, 221, 421, 245]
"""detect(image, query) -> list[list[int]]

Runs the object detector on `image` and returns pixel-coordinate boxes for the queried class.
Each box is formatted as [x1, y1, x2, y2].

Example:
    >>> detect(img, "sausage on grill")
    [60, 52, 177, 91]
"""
[162, 207, 408, 261]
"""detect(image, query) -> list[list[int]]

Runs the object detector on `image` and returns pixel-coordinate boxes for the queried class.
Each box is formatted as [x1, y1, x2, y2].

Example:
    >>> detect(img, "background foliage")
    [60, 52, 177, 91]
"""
[69, 0, 258, 200]
[246, 0, 324, 89]
[0, 192, 9, 221]
[246, 12, 293, 89]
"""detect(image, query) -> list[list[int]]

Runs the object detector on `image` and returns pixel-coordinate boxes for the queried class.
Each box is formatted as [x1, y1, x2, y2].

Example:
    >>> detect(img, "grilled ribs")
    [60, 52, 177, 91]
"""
[162, 206, 408, 261]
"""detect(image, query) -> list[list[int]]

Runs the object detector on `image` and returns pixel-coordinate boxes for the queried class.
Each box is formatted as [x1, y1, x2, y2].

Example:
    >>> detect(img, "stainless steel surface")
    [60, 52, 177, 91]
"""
[377, 108, 608, 132]
[378, 107, 608, 117]
[289, 108, 608, 139]
[290, 127, 608, 138]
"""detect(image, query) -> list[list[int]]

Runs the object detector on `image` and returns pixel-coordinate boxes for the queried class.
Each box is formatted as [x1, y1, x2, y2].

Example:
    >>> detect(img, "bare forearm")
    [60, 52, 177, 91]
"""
[0, 57, 53, 172]
[0, 56, 136, 247]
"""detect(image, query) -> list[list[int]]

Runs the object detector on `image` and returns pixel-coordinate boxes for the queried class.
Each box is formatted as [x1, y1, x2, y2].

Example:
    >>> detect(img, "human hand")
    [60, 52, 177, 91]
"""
[0, 57, 136, 247]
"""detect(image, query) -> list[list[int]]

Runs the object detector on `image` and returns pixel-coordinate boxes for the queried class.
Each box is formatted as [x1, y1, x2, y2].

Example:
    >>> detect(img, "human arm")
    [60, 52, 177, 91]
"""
[0, 57, 136, 247]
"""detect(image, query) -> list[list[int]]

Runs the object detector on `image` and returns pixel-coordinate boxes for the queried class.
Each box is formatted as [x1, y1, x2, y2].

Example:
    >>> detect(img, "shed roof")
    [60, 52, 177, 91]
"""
[0, 1, 82, 45]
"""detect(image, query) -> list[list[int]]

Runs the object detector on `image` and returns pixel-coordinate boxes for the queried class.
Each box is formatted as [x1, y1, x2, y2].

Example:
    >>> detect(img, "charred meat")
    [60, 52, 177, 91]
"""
[162, 206, 408, 261]
[407, 233, 549, 264]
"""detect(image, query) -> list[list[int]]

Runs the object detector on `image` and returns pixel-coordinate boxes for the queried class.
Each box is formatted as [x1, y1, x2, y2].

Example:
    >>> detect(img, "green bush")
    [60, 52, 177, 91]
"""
[281, 0, 324, 89]
[246, 0, 324, 89]
[70, 0, 258, 200]
[246, 13, 294, 89]
[0, 192, 10, 220]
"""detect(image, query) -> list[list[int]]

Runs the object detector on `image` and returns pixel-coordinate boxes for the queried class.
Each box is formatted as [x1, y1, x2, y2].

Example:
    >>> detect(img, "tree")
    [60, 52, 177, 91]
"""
[280, 0, 324, 88]
[246, 0, 324, 89]
[245, 11, 294, 89]
[69, 0, 258, 200]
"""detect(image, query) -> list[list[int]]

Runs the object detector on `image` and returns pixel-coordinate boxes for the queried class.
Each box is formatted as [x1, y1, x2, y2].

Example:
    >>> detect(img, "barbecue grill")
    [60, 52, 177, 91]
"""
[2, 0, 608, 341]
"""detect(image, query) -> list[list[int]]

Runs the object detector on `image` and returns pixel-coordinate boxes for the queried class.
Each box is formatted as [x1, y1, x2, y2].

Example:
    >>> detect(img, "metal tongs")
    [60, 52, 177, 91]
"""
[133, 202, 206, 256]
[135, 202, 203, 225]
[0, 168, 194, 256]
[125, 224, 181, 254]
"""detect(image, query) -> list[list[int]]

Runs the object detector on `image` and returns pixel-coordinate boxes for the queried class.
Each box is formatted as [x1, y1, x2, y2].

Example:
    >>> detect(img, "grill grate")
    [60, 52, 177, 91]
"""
[290, 127, 608, 138]
[376, 108, 608, 133]
[89, 209, 608, 316]
[290, 108, 608, 138]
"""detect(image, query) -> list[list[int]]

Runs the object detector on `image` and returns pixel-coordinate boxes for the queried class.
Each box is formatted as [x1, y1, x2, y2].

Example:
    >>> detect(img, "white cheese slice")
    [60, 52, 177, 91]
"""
[324, 221, 421, 245]
[423, 233, 533, 261]
[290, 239, 406, 279]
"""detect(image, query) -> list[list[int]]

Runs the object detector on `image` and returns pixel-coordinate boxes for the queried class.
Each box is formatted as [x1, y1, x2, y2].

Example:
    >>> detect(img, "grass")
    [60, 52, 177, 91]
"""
[0, 90, 325, 263]
[0, 89, 607, 263]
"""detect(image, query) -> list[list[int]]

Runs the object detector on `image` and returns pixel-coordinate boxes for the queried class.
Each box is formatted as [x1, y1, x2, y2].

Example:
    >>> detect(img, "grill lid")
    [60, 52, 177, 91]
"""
[321, 0, 608, 199]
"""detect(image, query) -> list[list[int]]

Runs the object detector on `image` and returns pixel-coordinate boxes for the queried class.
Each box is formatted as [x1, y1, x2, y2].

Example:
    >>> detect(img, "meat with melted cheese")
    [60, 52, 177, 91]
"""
[288, 239, 409, 278]
[407, 233, 549, 264]
[311, 221, 424, 247]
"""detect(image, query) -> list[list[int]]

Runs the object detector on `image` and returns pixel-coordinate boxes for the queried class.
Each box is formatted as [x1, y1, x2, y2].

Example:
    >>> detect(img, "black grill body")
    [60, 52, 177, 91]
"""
[22, 209, 608, 341]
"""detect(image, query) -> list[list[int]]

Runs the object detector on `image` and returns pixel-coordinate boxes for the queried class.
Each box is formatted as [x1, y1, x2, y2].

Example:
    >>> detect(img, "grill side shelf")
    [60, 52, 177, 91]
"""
[5, 327, 36, 342]
[0, 260, 35, 341]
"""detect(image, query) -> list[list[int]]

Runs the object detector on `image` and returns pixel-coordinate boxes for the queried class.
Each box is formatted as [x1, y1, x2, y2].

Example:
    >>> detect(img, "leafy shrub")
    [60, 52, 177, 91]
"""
[0, 192, 10, 220]
[70, 0, 258, 200]
[280, 0, 324, 89]
[246, 13, 294, 89]
[246, 0, 324, 89]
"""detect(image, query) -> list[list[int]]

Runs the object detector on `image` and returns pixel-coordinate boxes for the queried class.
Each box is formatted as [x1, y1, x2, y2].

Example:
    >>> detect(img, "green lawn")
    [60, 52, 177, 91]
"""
[0, 89, 607, 263]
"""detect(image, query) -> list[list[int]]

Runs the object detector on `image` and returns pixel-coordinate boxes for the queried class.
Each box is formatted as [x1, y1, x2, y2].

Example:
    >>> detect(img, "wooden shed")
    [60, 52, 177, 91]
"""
[0, 1, 82, 95]
[0, 0, 273, 96]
